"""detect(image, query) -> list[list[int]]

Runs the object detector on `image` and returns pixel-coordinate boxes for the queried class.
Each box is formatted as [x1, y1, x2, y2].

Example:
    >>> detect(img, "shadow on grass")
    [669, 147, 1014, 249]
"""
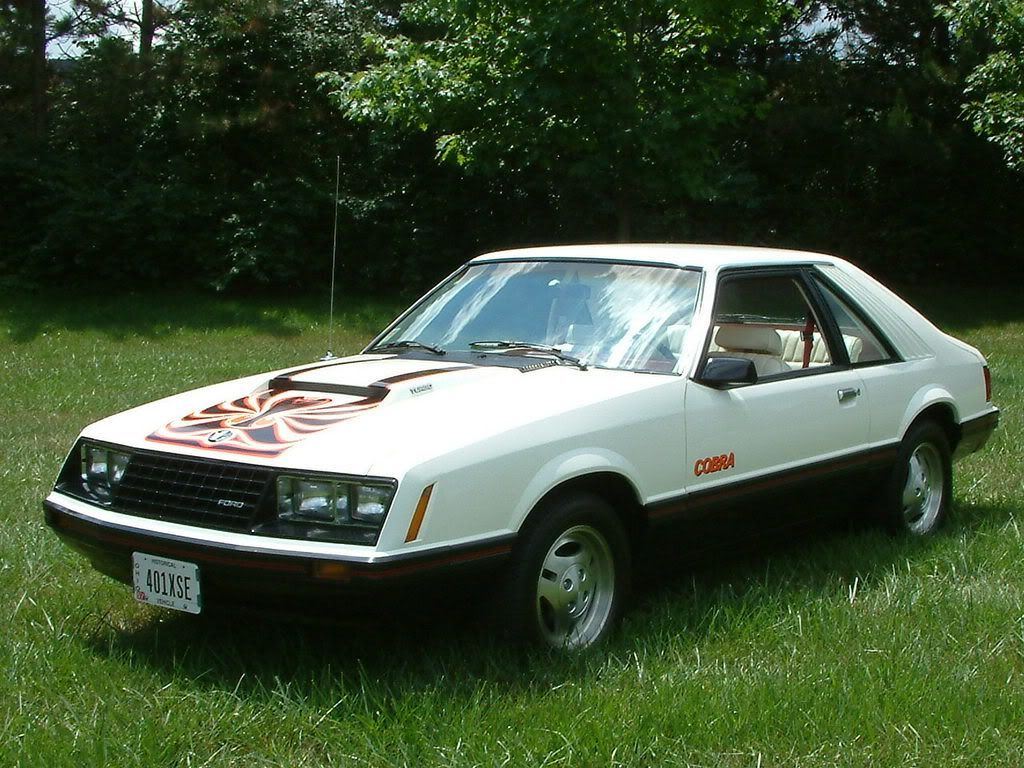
[2, 290, 304, 343]
[73, 499, 1011, 701]
[78, 589, 557, 701]
[947, 498, 1017, 534]
[894, 284, 1024, 333]
[1, 289, 398, 344]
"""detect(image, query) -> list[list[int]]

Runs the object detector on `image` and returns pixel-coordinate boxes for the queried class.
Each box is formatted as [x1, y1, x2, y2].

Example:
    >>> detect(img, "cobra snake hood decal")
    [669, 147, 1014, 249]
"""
[146, 359, 469, 458]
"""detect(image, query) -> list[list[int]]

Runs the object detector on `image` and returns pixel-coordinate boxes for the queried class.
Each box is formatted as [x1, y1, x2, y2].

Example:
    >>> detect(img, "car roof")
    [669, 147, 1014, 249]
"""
[470, 243, 839, 271]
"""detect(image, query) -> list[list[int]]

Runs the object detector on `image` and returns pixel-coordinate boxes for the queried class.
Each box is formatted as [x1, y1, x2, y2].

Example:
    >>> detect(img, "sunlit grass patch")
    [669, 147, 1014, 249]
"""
[1, 288, 1022, 767]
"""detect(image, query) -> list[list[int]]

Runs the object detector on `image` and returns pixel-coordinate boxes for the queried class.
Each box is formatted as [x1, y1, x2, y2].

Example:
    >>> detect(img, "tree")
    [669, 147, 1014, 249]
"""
[49, 1, 177, 60]
[328, 0, 788, 241]
[5, 0, 409, 289]
[155, 0, 398, 287]
[942, 0, 1024, 171]
[0, 0, 50, 142]
[28, 0, 45, 135]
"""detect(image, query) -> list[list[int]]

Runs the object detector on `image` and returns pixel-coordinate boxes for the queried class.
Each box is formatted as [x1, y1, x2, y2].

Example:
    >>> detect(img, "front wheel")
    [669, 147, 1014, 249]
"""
[500, 494, 630, 650]
[884, 421, 952, 536]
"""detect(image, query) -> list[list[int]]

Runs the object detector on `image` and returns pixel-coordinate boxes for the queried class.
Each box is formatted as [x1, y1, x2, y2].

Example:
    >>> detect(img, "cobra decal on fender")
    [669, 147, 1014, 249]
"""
[147, 389, 382, 458]
[694, 452, 736, 477]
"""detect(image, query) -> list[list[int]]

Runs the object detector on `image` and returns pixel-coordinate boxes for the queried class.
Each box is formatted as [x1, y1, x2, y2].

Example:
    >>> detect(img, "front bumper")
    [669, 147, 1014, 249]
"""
[44, 494, 514, 613]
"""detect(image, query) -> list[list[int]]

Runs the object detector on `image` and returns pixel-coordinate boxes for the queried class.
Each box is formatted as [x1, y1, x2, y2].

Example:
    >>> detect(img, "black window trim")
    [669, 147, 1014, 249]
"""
[805, 268, 903, 367]
[696, 265, 860, 386]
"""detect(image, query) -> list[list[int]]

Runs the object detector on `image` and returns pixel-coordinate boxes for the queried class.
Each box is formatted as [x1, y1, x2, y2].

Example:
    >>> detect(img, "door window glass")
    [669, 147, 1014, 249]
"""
[708, 275, 832, 379]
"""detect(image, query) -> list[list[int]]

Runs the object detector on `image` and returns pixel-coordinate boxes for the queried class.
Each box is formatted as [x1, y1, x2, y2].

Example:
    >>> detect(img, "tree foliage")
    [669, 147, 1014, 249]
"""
[717, 0, 1024, 278]
[943, 0, 1024, 170]
[3, 0, 409, 288]
[330, 0, 789, 239]
[0, 0, 1022, 292]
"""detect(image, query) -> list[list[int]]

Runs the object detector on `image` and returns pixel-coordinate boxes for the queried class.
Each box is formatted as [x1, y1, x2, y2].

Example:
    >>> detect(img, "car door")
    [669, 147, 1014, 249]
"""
[679, 268, 876, 530]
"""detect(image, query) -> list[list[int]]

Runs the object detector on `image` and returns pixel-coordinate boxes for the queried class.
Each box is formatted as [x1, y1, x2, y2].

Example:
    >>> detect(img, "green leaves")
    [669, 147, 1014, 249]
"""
[3, 0, 1023, 291]
[329, 0, 787, 237]
[943, 0, 1024, 170]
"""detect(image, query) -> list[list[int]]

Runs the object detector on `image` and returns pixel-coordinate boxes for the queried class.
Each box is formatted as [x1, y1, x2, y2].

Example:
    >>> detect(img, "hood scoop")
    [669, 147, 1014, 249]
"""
[266, 376, 388, 401]
[267, 363, 468, 399]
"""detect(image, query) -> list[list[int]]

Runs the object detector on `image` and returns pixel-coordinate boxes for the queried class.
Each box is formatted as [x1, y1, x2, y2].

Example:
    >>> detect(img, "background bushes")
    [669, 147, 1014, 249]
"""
[1, 0, 1022, 295]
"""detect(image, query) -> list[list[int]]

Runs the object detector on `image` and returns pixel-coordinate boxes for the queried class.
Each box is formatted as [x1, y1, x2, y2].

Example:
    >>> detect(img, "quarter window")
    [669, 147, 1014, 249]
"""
[813, 278, 893, 364]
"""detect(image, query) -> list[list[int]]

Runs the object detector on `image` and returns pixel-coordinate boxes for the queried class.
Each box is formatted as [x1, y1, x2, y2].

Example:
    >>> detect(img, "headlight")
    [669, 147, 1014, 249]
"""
[352, 484, 390, 524]
[80, 444, 131, 501]
[275, 475, 395, 544]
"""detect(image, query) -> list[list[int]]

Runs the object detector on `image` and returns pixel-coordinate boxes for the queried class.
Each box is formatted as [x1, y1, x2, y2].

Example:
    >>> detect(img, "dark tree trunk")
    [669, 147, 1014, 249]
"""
[29, 0, 47, 139]
[139, 0, 155, 66]
[616, 194, 632, 243]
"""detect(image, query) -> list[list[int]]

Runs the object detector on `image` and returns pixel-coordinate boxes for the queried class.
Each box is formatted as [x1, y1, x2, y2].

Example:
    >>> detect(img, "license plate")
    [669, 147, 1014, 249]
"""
[132, 552, 202, 614]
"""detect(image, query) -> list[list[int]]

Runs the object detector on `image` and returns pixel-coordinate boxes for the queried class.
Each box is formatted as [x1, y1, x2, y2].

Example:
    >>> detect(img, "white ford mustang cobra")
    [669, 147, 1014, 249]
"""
[44, 245, 999, 648]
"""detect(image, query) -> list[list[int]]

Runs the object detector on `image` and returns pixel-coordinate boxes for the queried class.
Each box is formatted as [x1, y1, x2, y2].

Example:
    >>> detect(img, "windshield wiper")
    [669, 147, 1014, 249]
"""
[370, 340, 446, 356]
[468, 340, 588, 370]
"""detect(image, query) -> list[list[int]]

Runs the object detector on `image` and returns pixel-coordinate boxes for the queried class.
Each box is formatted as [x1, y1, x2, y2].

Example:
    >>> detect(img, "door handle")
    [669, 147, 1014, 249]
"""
[837, 387, 861, 403]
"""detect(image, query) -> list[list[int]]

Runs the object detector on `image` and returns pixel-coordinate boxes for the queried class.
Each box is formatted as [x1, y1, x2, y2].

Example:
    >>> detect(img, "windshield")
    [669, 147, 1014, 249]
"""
[371, 260, 701, 373]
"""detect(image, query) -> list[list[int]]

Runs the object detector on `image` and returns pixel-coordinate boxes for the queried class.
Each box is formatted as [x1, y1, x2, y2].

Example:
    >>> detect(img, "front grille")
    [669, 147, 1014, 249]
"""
[112, 453, 272, 532]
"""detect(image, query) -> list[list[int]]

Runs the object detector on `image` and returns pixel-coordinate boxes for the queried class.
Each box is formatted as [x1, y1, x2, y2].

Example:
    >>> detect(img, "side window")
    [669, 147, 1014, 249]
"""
[813, 278, 894, 365]
[708, 274, 833, 379]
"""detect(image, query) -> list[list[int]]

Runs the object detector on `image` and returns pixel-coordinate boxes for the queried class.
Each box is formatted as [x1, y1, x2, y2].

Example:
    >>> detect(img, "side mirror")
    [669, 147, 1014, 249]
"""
[698, 356, 758, 388]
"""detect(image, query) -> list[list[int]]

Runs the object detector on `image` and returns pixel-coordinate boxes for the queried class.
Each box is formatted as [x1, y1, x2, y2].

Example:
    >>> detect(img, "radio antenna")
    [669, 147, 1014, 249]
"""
[321, 155, 341, 361]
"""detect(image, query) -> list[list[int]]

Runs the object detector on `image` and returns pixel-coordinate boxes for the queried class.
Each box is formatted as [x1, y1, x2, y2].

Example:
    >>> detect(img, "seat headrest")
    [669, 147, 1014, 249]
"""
[845, 335, 863, 363]
[664, 324, 689, 353]
[715, 325, 783, 356]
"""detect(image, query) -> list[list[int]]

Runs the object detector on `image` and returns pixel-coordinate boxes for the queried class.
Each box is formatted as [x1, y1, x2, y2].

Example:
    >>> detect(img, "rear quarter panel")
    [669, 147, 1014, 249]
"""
[828, 261, 990, 445]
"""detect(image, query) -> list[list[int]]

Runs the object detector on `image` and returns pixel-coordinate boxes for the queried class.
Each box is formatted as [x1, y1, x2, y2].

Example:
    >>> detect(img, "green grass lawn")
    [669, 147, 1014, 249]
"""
[1, 286, 1020, 767]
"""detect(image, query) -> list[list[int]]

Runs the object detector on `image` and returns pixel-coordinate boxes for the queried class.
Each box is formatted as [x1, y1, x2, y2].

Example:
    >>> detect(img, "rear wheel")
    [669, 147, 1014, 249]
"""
[884, 421, 952, 536]
[500, 494, 629, 650]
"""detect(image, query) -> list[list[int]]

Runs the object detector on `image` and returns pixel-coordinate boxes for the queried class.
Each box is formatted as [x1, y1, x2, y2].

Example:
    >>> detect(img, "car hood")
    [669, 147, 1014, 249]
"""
[80, 354, 673, 477]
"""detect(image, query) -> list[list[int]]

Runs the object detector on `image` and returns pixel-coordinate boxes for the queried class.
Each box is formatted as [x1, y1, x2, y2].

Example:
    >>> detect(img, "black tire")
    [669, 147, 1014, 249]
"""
[498, 493, 630, 650]
[882, 421, 952, 536]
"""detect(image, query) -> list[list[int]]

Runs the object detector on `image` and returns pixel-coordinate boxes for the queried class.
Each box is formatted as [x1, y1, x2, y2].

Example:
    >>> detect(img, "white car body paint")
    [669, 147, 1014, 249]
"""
[45, 244, 999, 591]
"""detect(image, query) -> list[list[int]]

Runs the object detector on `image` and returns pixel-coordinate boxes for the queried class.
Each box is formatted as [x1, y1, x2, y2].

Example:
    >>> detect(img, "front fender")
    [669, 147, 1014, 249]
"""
[510, 448, 644, 531]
